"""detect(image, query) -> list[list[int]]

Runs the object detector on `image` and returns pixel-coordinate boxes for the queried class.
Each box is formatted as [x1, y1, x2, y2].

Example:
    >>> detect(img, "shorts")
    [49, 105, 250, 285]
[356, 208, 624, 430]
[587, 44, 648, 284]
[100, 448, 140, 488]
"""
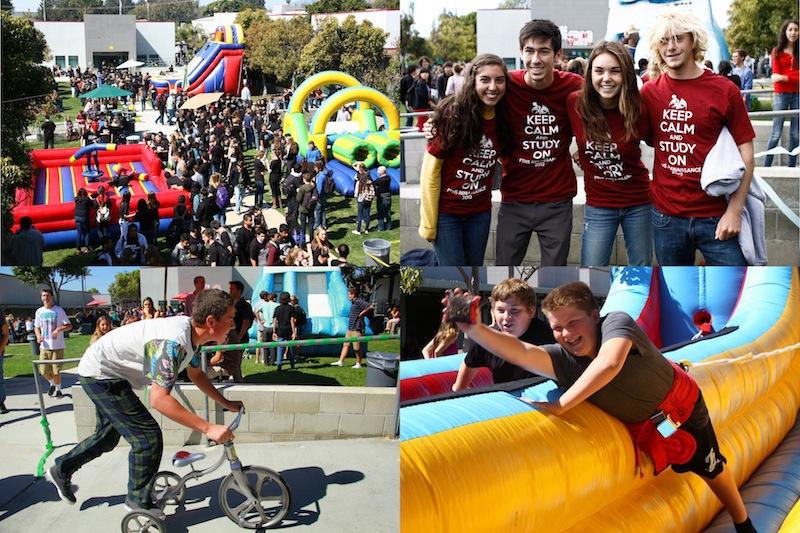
[670, 395, 726, 479]
[345, 329, 364, 348]
[39, 348, 65, 376]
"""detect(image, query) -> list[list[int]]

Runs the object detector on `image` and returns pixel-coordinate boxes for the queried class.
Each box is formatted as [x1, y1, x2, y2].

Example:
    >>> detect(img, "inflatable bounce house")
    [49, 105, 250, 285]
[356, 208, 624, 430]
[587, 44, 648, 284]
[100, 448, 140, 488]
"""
[150, 24, 244, 96]
[246, 267, 373, 356]
[282, 71, 401, 197]
[12, 144, 184, 247]
[400, 267, 800, 532]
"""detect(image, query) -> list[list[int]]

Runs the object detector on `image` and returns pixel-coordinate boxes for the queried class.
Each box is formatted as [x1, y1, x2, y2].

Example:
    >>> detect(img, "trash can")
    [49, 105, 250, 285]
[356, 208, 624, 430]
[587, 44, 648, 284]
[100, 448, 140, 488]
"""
[363, 239, 391, 266]
[365, 352, 400, 387]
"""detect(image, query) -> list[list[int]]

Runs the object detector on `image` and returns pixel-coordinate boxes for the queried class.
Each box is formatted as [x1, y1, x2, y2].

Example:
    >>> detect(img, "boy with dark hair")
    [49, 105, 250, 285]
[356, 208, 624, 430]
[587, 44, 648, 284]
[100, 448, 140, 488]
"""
[47, 289, 243, 520]
[447, 281, 756, 533]
[272, 292, 297, 371]
[452, 278, 554, 391]
[331, 287, 373, 368]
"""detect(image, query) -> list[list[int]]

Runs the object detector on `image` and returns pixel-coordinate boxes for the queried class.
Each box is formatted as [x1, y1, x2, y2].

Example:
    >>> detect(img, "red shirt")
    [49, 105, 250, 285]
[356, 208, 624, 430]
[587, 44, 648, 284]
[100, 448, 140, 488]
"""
[427, 115, 499, 215]
[640, 70, 755, 218]
[772, 50, 799, 94]
[501, 69, 584, 203]
[566, 91, 651, 208]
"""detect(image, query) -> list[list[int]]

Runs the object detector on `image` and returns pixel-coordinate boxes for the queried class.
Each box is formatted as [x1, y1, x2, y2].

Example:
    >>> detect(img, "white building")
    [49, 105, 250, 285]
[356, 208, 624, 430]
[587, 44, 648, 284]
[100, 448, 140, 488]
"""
[34, 15, 175, 70]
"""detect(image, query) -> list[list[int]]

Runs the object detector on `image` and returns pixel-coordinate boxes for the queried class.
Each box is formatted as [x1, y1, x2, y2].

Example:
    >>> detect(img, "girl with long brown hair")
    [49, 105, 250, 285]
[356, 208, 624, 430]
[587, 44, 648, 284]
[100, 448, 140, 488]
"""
[765, 19, 798, 167]
[567, 40, 652, 267]
[418, 53, 510, 266]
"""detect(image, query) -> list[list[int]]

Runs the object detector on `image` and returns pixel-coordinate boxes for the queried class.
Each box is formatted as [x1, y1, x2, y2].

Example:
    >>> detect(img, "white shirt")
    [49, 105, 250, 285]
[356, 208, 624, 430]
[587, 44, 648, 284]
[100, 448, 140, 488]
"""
[35, 305, 70, 350]
[78, 316, 199, 390]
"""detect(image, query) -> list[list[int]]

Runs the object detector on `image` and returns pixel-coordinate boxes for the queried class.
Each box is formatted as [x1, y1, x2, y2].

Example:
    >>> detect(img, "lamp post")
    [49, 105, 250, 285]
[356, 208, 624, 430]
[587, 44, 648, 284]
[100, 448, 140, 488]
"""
[145, 0, 149, 20]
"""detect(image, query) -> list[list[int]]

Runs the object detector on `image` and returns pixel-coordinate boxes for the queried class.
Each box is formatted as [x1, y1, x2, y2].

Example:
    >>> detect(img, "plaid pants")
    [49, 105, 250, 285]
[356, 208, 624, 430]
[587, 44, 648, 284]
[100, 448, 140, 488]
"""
[55, 377, 162, 507]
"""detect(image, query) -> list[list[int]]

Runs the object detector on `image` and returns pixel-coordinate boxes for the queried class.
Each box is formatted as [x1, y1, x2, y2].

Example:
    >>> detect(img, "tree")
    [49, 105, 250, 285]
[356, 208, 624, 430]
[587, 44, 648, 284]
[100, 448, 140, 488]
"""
[243, 12, 314, 87]
[38, 0, 107, 21]
[132, 0, 200, 23]
[726, 0, 799, 58]
[498, 0, 529, 8]
[203, 0, 262, 15]
[1, 0, 14, 11]
[176, 22, 206, 53]
[1, 12, 56, 235]
[371, 0, 399, 8]
[305, 0, 368, 14]
[12, 266, 89, 304]
[400, 10, 430, 65]
[108, 271, 140, 303]
[298, 16, 388, 87]
[428, 11, 476, 62]
[87, 288, 100, 294]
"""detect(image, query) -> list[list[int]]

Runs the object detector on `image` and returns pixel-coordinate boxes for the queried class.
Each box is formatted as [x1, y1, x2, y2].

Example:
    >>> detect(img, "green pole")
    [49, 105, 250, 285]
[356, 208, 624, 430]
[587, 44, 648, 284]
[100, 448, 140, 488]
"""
[36, 417, 55, 478]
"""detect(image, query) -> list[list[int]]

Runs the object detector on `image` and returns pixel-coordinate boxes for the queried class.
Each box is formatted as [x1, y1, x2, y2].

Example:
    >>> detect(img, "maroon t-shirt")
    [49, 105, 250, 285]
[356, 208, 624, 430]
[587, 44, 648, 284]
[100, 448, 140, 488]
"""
[566, 91, 651, 209]
[427, 115, 499, 215]
[501, 69, 584, 203]
[640, 70, 755, 218]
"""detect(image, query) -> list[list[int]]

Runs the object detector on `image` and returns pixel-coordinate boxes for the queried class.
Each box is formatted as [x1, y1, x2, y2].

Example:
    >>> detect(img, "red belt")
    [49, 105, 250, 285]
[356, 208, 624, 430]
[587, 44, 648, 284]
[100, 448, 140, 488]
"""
[625, 362, 700, 476]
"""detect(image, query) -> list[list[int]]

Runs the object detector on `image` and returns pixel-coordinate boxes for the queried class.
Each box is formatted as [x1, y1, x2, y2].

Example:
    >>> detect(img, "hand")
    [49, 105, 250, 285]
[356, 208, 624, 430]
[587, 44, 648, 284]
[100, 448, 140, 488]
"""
[440, 288, 481, 331]
[291, 332, 297, 340]
[223, 399, 244, 412]
[714, 206, 742, 240]
[422, 120, 436, 141]
[205, 423, 234, 444]
[521, 398, 565, 416]
[272, 332, 278, 341]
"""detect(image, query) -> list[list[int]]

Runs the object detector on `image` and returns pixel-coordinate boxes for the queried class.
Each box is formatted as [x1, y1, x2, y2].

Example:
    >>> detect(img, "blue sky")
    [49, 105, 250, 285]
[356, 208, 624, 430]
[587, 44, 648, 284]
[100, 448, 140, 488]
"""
[0, 267, 138, 294]
[14, 0, 290, 14]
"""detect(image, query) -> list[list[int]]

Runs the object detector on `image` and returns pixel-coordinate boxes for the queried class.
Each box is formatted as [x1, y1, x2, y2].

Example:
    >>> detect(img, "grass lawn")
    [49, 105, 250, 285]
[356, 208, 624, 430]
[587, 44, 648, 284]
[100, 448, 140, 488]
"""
[2, 335, 400, 387]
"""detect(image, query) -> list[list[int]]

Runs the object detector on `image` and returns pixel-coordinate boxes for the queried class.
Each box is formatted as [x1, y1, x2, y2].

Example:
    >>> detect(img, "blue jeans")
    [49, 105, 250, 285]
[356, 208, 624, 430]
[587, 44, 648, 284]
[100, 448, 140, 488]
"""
[357, 200, 372, 232]
[376, 192, 392, 231]
[765, 92, 799, 167]
[434, 210, 491, 266]
[0, 355, 5, 406]
[254, 180, 264, 209]
[652, 207, 746, 266]
[275, 338, 294, 368]
[581, 203, 652, 266]
[314, 197, 327, 230]
[234, 185, 243, 213]
[75, 216, 90, 248]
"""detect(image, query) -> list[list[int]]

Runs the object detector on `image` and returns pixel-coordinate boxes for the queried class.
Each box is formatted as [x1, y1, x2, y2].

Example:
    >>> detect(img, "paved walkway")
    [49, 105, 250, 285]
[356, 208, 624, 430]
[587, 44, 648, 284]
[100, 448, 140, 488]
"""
[0, 373, 399, 532]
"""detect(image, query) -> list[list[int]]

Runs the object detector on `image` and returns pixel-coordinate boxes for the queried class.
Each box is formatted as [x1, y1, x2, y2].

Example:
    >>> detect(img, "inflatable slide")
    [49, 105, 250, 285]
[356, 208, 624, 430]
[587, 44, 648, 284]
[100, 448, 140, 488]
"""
[246, 267, 373, 356]
[400, 266, 800, 532]
[283, 71, 401, 197]
[150, 24, 244, 96]
[13, 144, 185, 247]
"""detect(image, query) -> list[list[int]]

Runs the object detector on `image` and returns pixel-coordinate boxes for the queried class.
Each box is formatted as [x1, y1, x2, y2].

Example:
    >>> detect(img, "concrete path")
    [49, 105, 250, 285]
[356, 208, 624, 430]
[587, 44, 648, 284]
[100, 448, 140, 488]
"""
[0, 374, 399, 532]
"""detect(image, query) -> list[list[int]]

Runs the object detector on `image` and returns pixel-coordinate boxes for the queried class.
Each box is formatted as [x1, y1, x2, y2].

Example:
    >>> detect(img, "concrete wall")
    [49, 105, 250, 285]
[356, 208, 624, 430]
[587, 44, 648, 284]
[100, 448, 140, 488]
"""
[84, 15, 136, 68]
[34, 22, 86, 68]
[73, 384, 398, 445]
[135, 22, 176, 65]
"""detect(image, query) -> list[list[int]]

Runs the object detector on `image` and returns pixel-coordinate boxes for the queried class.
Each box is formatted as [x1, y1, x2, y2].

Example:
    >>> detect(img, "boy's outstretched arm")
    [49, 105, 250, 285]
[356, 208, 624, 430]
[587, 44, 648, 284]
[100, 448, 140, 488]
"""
[529, 337, 632, 415]
[460, 322, 557, 380]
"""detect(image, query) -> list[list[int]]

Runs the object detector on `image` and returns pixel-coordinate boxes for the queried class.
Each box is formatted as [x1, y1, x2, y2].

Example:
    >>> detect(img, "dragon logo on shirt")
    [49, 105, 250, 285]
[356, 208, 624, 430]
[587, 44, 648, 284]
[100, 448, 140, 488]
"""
[669, 94, 687, 110]
[478, 134, 494, 150]
[530, 101, 551, 115]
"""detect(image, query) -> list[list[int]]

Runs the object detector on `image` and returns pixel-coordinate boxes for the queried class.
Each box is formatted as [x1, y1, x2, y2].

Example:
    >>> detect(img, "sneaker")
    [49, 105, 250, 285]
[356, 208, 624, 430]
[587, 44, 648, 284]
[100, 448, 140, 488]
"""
[124, 499, 166, 521]
[352, 363, 362, 369]
[48, 386, 56, 397]
[56, 390, 64, 399]
[46, 465, 76, 504]
[352, 230, 361, 235]
[330, 361, 343, 367]
[0, 403, 8, 414]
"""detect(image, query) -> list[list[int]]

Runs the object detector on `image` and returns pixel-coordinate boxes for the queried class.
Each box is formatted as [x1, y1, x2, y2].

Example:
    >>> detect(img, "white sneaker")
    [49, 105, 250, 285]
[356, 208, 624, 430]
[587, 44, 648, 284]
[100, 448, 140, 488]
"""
[330, 361, 343, 366]
[352, 230, 361, 235]
[352, 363, 362, 369]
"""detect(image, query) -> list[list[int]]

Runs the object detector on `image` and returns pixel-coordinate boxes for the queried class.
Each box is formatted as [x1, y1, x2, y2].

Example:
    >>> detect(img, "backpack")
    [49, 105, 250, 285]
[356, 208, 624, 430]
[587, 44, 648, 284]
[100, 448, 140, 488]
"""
[282, 174, 299, 198]
[299, 185, 318, 212]
[211, 241, 231, 266]
[322, 170, 335, 195]
[361, 181, 375, 202]
[219, 227, 238, 257]
[215, 185, 230, 209]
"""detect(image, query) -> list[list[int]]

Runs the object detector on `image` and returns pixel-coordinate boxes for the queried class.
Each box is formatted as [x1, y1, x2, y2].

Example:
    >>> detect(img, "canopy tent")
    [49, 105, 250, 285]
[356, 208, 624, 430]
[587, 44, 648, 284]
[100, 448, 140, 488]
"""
[179, 92, 223, 110]
[85, 298, 110, 307]
[79, 85, 132, 99]
[116, 59, 144, 69]
[171, 292, 192, 301]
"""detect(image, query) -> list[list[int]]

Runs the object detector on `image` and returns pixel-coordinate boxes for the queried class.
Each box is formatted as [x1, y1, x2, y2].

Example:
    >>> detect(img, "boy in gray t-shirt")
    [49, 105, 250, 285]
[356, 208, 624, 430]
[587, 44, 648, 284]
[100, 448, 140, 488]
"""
[448, 281, 756, 533]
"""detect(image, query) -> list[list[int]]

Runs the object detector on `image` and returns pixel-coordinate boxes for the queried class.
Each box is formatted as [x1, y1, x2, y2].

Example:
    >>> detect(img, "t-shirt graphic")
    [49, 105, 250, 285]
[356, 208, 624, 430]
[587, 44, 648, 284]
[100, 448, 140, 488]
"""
[35, 305, 69, 350]
[144, 339, 188, 392]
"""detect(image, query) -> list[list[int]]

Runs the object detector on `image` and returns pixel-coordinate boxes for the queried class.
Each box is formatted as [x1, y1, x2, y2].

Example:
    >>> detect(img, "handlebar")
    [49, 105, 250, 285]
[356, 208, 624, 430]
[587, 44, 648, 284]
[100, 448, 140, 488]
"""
[228, 407, 245, 432]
